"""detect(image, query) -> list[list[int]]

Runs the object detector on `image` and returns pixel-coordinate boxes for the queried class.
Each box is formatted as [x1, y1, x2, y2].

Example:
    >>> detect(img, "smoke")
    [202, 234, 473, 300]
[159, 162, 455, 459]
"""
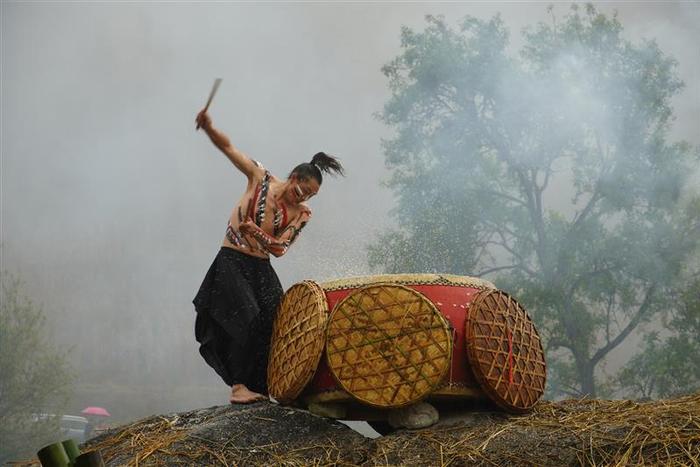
[1, 2, 697, 421]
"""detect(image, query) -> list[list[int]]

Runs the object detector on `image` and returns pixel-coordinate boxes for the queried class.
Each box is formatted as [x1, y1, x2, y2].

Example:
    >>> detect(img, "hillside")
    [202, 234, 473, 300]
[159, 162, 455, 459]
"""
[16, 392, 700, 466]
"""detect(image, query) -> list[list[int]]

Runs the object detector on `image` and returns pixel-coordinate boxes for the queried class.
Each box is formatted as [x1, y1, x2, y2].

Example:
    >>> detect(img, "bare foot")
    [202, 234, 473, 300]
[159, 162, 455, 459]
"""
[230, 384, 268, 404]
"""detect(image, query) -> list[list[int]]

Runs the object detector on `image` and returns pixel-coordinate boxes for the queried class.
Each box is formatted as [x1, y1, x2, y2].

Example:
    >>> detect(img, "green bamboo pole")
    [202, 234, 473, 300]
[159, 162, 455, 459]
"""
[61, 439, 80, 463]
[73, 450, 105, 467]
[37, 442, 70, 467]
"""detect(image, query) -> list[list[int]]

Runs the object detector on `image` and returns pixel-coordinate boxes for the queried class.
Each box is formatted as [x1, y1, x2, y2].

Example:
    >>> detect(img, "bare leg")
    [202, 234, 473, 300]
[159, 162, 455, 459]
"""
[230, 384, 268, 404]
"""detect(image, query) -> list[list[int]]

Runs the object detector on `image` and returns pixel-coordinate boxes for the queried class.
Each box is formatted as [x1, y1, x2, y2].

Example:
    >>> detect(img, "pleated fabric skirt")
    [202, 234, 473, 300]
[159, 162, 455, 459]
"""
[193, 247, 283, 394]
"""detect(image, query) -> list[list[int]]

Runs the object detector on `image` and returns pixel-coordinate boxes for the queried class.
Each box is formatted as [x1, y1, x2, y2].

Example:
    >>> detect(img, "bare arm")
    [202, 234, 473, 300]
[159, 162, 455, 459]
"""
[239, 209, 312, 257]
[195, 109, 259, 180]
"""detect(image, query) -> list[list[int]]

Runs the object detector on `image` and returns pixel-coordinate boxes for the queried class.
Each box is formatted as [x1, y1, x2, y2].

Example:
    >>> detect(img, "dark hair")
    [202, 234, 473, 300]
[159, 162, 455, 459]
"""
[289, 152, 345, 185]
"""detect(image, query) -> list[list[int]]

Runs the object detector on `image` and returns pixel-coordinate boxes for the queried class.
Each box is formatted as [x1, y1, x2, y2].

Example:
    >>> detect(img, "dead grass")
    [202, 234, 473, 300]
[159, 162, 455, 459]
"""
[10, 393, 699, 466]
[368, 392, 700, 466]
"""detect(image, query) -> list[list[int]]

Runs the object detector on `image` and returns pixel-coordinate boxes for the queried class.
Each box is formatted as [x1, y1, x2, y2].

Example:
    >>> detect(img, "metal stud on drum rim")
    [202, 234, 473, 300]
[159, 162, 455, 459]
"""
[465, 290, 546, 412]
[268, 281, 328, 404]
[326, 284, 452, 408]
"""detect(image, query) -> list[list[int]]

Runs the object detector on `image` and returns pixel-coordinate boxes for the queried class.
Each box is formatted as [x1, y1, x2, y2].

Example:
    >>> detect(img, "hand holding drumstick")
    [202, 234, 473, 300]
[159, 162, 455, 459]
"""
[195, 78, 222, 130]
[195, 109, 212, 131]
[195, 79, 256, 178]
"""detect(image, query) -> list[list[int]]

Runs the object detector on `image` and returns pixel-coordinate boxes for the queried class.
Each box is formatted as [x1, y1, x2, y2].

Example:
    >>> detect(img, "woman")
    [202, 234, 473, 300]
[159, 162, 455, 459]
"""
[193, 109, 344, 403]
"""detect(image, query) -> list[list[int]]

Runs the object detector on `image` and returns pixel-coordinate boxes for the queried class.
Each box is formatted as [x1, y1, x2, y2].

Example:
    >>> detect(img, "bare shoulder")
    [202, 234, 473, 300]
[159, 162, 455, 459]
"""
[247, 160, 268, 185]
[267, 168, 284, 184]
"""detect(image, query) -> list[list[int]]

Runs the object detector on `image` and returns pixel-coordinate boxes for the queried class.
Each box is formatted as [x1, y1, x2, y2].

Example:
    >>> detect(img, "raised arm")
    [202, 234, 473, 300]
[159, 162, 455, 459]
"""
[195, 109, 259, 180]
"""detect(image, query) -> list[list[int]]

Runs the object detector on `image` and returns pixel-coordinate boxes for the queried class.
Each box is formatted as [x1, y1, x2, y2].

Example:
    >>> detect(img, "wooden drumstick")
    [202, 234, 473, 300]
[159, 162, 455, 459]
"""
[203, 78, 222, 112]
[197, 78, 222, 129]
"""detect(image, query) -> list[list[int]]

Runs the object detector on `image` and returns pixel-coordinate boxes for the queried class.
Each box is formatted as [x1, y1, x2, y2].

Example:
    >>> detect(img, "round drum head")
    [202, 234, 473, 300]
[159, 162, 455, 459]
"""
[465, 290, 546, 412]
[268, 281, 328, 404]
[326, 284, 452, 408]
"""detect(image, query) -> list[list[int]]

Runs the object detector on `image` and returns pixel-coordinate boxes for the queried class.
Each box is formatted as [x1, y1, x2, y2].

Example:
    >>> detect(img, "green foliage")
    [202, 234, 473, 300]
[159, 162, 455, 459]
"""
[370, 5, 700, 397]
[0, 273, 73, 464]
[617, 277, 700, 398]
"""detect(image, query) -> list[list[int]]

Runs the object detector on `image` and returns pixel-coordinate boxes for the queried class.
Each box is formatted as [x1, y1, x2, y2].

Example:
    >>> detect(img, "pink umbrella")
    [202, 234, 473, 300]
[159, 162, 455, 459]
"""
[81, 406, 111, 417]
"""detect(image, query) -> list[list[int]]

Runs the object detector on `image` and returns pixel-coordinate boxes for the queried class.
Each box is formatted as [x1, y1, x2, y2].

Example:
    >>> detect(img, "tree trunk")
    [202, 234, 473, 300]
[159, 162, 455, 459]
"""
[578, 361, 596, 398]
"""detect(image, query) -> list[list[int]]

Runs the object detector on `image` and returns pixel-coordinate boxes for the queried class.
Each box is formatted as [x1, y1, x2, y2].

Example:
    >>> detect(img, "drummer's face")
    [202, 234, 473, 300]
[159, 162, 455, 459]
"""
[288, 175, 319, 204]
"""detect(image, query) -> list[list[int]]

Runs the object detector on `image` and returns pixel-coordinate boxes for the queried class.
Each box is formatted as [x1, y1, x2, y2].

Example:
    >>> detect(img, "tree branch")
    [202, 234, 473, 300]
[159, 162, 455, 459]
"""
[434, 92, 458, 114]
[482, 219, 537, 248]
[541, 168, 552, 192]
[572, 190, 601, 228]
[591, 284, 657, 365]
[515, 167, 548, 272]
[472, 188, 528, 208]
[606, 292, 614, 345]
[484, 236, 538, 278]
[559, 381, 584, 398]
[473, 231, 497, 267]
[546, 338, 573, 353]
[567, 264, 621, 297]
[486, 232, 524, 263]
[476, 264, 524, 276]
[570, 130, 606, 227]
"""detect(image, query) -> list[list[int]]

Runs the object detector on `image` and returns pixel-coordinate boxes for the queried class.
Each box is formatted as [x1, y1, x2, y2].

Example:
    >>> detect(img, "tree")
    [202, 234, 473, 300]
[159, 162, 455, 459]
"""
[0, 273, 73, 464]
[369, 4, 700, 397]
[616, 275, 700, 398]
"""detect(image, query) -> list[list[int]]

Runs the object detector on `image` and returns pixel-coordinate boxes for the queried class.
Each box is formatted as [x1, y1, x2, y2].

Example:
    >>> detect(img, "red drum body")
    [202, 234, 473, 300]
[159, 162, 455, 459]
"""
[268, 274, 546, 414]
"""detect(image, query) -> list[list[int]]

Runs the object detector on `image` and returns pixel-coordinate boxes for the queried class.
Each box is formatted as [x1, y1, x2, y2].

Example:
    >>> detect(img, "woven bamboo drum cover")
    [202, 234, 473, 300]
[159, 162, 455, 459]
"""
[268, 281, 329, 404]
[465, 290, 546, 412]
[320, 273, 496, 291]
[325, 284, 452, 408]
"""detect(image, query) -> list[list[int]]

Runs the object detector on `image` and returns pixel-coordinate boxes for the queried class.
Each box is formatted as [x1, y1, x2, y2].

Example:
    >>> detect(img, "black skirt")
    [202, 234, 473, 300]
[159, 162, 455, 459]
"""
[193, 247, 283, 394]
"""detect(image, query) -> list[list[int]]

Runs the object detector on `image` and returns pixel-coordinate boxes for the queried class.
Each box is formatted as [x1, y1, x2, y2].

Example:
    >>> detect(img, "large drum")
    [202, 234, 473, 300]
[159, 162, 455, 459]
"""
[267, 274, 546, 414]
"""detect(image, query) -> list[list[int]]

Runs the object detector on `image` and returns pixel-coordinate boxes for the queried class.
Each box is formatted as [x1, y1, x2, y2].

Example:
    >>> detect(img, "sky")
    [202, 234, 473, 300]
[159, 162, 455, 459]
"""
[2, 1, 699, 417]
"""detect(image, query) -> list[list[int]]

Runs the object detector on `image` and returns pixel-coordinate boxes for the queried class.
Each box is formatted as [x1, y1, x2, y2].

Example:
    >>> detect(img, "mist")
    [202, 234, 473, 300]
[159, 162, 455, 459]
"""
[2, 2, 698, 426]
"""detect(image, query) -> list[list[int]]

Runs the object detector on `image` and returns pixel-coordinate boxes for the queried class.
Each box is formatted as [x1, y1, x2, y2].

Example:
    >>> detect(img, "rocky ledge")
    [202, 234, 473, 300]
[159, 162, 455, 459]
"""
[70, 392, 699, 465]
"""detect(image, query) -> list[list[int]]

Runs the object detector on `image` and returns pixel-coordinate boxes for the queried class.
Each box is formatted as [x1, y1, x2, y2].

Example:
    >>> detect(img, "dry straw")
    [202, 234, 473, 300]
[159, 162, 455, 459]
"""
[368, 392, 700, 466]
[82, 415, 358, 466]
[12, 393, 698, 466]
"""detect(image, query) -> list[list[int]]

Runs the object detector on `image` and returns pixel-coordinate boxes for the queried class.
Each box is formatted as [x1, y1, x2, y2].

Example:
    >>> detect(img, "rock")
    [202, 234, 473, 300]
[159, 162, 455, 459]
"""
[307, 401, 347, 419]
[83, 401, 370, 466]
[436, 410, 505, 428]
[387, 402, 439, 429]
